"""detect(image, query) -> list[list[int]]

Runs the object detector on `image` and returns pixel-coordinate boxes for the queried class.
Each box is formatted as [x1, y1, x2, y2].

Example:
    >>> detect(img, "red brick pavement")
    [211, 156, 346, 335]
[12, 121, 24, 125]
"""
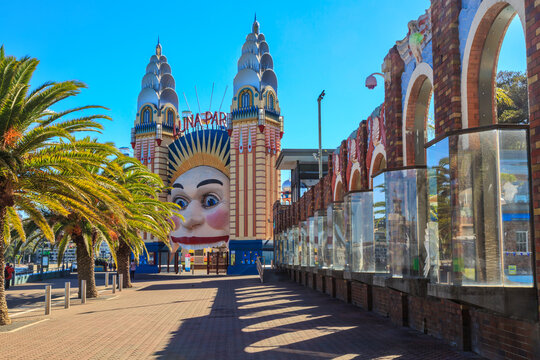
[0, 271, 481, 359]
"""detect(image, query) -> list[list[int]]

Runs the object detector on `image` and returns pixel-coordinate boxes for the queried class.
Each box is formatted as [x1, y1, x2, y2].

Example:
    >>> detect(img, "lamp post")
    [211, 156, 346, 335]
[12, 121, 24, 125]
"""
[317, 90, 325, 179]
[365, 72, 385, 90]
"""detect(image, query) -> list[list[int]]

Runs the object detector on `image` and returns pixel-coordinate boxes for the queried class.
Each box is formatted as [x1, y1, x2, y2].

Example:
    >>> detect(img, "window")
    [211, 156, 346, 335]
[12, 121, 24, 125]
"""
[516, 231, 528, 252]
[240, 90, 251, 109]
[167, 110, 174, 125]
[143, 108, 150, 123]
[269, 94, 275, 110]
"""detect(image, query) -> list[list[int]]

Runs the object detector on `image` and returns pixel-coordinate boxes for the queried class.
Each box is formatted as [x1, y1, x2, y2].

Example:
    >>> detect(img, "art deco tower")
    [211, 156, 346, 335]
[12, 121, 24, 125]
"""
[132, 40, 179, 243]
[132, 40, 179, 203]
[229, 16, 283, 242]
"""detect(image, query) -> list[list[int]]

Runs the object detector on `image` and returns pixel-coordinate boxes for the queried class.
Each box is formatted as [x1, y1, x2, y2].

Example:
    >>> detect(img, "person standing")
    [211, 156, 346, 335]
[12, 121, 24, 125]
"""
[4, 263, 14, 289]
[130, 261, 136, 281]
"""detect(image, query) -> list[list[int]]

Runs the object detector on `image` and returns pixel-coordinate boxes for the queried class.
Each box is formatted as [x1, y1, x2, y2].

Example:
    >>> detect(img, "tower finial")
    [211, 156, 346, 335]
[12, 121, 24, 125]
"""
[156, 36, 162, 56]
[252, 13, 260, 34]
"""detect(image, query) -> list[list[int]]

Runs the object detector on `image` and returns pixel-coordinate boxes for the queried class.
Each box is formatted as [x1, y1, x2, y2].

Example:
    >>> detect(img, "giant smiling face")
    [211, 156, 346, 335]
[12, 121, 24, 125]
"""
[169, 166, 230, 249]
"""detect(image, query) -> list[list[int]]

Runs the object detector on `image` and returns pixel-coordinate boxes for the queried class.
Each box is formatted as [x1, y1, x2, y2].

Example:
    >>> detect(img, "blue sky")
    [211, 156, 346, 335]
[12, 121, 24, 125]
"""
[1, 0, 526, 152]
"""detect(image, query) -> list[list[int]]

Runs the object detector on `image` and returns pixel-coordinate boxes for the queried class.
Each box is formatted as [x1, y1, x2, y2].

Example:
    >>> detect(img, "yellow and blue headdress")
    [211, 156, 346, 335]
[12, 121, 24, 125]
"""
[168, 129, 230, 183]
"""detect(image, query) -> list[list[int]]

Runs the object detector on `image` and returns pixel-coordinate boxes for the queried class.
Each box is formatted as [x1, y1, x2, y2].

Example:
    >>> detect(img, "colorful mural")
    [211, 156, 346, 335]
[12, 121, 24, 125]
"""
[168, 129, 230, 251]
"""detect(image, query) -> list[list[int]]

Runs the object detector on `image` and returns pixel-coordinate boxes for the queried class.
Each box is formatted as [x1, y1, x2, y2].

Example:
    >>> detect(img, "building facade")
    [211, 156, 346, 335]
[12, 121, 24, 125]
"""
[131, 18, 282, 274]
[274, 1, 540, 359]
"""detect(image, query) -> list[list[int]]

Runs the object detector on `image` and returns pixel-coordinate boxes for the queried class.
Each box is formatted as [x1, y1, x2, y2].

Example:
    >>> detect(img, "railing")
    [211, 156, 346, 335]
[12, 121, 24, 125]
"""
[256, 256, 265, 283]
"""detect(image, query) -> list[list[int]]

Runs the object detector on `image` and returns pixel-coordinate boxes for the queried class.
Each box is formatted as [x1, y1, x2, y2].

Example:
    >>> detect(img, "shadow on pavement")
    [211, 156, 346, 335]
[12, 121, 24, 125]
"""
[152, 270, 479, 360]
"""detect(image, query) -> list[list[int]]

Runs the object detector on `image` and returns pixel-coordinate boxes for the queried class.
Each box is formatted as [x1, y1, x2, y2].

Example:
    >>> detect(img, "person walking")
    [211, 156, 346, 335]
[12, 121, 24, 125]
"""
[130, 260, 136, 281]
[4, 263, 14, 289]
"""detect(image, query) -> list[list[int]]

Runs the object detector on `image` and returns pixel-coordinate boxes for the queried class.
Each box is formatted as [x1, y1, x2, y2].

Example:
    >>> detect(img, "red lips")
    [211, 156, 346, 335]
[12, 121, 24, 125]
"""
[171, 235, 229, 245]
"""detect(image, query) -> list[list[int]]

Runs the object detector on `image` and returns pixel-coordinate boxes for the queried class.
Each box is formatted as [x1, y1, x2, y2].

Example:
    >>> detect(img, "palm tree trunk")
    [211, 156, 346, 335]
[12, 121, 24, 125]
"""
[73, 234, 98, 298]
[0, 206, 12, 325]
[116, 239, 132, 288]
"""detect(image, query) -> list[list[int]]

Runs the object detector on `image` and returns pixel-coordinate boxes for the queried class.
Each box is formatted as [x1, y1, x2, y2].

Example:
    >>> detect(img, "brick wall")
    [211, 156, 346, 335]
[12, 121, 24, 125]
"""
[407, 296, 466, 350]
[525, 0, 540, 319]
[388, 289, 408, 327]
[470, 308, 539, 359]
[356, 121, 369, 190]
[384, 46, 405, 169]
[308, 272, 315, 289]
[335, 279, 351, 303]
[325, 276, 335, 297]
[351, 281, 371, 310]
[431, 0, 462, 136]
[372, 286, 390, 317]
[316, 274, 325, 293]
[301, 271, 308, 286]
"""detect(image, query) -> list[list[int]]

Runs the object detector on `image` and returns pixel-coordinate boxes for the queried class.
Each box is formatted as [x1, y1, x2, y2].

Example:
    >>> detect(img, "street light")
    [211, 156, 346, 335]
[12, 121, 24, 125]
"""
[317, 90, 325, 179]
[365, 72, 385, 90]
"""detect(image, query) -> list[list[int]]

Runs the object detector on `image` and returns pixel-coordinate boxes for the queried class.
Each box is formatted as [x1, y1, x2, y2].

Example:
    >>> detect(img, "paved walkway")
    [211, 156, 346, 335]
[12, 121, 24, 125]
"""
[0, 271, 480, 359]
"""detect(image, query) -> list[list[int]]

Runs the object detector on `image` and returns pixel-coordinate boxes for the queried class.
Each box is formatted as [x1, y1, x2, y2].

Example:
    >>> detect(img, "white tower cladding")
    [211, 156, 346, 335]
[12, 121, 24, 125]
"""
[132, 40, 180, 243]
[229, 15, 283, 246]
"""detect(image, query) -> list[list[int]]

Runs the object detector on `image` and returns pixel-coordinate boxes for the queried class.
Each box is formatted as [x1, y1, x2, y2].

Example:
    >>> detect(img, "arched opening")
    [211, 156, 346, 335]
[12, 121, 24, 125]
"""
[465, 2, 527, 127]
[167, 109, 175, 126]
[239, 89, 252, 109]
[142, 107, 151, 124]
[268, 93, 275, 110]
[349, 168, 362, 192]
[403, 63, 435, 166]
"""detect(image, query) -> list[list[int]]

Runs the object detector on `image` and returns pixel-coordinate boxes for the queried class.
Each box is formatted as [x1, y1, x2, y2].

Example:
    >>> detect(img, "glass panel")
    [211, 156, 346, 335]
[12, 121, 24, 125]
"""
[292, 226, 299, 266]
[499, 130, 533, 286]
[455, 131, 501, 285]
[332, 202, 348, 270]
[315, 210, 326, 269]
[426, 129, 532, 287]
[373, 174, 388, 273]
[347, 192, 375, 273]
[324, 205, 334, 269]
[300, 221, 308, 266]
[308, 217, 316, 267]
[386, 169, 426, 277]
[426, 137, 449, 283]
[288, 228, 294, 265]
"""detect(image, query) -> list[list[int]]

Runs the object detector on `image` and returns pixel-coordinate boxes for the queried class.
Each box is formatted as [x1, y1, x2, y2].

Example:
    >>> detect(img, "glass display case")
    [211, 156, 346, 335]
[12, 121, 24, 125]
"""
[426, 129, 533, 286]
[291, 225, 300, 266]
[346, 191, 374, 272]
[287, 228, 294, 266]
[315, 210, 328, 269]
[332, 202, 348, 270]
[308, 217, 316, 267]
[324, 205, 334, 269]
[373, 174, 388, 273]
[385, 169, 426, 277]
[300, 220, 308, 266]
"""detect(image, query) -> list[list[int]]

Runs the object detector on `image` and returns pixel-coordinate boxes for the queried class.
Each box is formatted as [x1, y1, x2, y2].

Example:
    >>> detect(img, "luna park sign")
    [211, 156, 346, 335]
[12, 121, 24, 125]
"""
[174, 111, 229, 136]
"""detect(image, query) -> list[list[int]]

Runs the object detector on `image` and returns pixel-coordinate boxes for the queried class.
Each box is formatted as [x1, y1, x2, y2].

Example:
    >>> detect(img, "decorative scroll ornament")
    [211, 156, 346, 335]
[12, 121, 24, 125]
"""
[396, 9, 432, 64]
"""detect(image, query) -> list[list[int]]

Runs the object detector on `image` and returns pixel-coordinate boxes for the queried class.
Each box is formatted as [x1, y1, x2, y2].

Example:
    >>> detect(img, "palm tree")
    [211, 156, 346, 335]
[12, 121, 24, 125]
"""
[108, 157, 179, 288]
[0, 47, 111, 325]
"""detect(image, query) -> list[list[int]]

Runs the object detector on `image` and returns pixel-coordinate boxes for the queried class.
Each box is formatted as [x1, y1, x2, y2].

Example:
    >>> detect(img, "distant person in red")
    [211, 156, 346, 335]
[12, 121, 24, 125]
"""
[4, 263, 14, 289]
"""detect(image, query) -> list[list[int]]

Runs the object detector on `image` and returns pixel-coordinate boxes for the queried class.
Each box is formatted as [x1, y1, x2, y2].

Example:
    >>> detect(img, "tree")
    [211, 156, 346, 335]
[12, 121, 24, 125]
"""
[0, 47, 111, 325]
[109, 157, 179, 288]
[496, 71, 528, 124]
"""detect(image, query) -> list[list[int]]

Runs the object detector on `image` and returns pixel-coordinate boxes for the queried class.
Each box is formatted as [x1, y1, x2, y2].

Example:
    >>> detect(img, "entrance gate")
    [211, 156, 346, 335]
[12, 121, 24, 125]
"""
[207, 251, 229, 275]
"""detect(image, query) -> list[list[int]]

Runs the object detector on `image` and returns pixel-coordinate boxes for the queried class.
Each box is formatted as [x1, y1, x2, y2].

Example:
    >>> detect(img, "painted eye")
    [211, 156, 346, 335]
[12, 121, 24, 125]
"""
[174, 197, 189, 210]
[202, 194, 220, 208]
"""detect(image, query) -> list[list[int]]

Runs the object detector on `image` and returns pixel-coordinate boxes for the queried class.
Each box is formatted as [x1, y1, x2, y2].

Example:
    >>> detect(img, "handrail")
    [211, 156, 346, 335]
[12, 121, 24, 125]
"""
[256, 256, 264, 283]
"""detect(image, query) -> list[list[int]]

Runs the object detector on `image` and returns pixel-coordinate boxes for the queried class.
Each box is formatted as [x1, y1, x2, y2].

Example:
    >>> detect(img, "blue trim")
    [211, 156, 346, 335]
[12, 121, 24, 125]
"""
[502, 213, 530, 221]
[228, 240, 263, 275]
